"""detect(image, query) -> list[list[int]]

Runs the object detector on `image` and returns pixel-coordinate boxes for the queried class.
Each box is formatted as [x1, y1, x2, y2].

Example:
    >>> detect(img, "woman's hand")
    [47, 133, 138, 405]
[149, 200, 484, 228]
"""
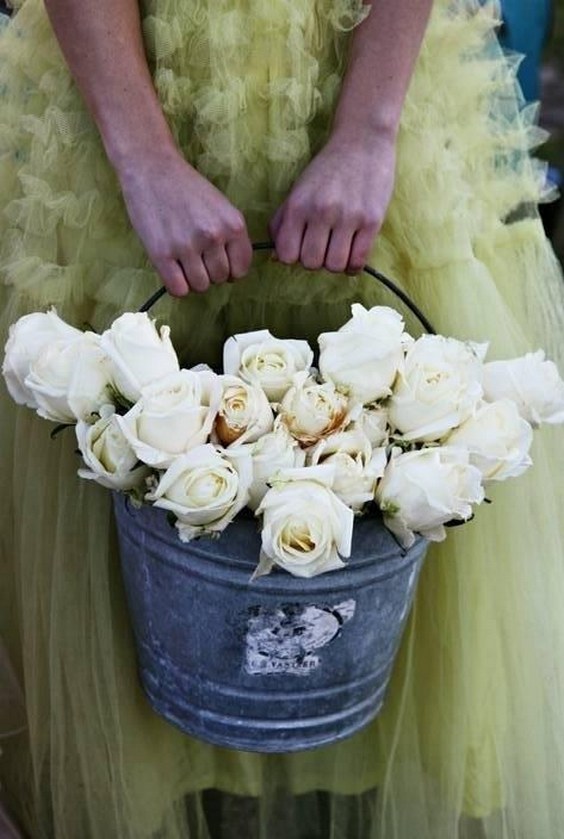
[270, 131, 396, 274]
[44, 0, 253, 297]
[118, 150, 253, 296]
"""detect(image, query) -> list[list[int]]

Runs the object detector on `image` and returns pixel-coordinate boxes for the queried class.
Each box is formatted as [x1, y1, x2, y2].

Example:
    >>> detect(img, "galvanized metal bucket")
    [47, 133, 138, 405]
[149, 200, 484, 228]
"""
[118, 250, 433, 753]
[114, 493, 427, 753]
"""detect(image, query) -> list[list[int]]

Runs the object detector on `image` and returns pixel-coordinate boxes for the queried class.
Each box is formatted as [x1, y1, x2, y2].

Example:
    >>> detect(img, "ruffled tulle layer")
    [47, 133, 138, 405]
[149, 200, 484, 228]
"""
[1, 1, 564, 837]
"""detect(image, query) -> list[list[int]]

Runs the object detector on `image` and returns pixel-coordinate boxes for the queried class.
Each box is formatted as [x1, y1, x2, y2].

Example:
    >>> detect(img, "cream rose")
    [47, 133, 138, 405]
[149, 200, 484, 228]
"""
[376, 446, 485, 548]
[213, 375, 274, 447]
[2, 309, 83, 409]
[117, 369, 221, 468]
[445, 399, 533, 481]
[76, 406, 148, 490]
[279, 371, 350, 446]
[318, 305, 406, 404]
[388, 335, 486, 442]
[308, 428, 387, 511]
[146, 444, 252, 542]
[246, 421, 306, 511]
[100, 312, 179, 403]
[223, 328, 313, 402]
[482, 351, 564, 427]
[255, 465, 354, 579]
[352, 404, 390, 447]
[24, 331, 113, 423]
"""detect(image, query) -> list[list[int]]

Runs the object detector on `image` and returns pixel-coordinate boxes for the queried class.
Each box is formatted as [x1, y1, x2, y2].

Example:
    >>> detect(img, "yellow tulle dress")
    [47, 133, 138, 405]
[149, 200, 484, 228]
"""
[2, 1, 564, 837]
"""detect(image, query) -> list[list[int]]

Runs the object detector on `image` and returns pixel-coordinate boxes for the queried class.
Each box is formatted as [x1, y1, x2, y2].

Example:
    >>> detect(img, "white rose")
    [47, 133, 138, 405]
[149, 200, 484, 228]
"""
[279, 371, 350, 446]
[66, 337, 115, 423]
[388, 335, 487, 442]
[308, 428, 387, 510]
[246, 421, 306, 511]
[117, 369, 221, 469]
[24, 331, 113, 424]
[213, 375, 274, 447]
[376, 446, 485, 548]
[146, 444, 252, 542]
[482, 351, 564, 427]
[223, 328, 313, 401]
[100, 312, 179, 403]
[255, 464, 354, 579]
[352, 405, 390, 447]
[2, 308, 82, 409]
[76, 405, 148, 490]
[445, 400, 533, 481]
[318, 305, 406, 403]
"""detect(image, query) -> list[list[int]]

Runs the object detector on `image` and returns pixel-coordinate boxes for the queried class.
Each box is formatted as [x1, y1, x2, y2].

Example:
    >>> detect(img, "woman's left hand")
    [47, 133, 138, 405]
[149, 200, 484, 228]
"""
[269, 130, 396, 274]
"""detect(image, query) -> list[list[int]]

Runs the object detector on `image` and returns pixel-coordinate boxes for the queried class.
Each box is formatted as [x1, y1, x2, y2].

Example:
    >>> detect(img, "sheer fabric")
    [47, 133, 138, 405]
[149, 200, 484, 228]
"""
[1, 1, 564, 837]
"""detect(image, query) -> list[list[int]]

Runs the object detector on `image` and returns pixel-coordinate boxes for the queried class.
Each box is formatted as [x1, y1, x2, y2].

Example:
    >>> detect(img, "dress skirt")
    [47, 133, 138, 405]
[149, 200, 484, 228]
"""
[1, 1, 564, 836]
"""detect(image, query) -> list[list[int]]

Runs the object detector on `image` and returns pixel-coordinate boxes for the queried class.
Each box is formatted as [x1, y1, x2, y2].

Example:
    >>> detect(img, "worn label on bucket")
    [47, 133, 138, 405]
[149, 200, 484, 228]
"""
[244, 600, 356, 676]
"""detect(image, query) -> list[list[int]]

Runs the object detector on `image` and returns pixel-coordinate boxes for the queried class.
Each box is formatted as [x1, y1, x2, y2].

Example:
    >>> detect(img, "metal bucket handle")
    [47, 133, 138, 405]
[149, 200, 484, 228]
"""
[138, 241, 437, 335]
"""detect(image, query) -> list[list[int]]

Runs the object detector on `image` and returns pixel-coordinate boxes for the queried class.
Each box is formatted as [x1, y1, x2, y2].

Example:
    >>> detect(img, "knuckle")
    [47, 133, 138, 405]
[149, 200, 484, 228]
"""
[197, 224, 223, 247]
[150, 246, 174, 264]
[169, 242, 189, 259]
[363, 213, 382, 231]
[286, 196, 307, 217]
[315, 199, 341, 223]
[348, 211, 365, 229]
[227, 211, 246, 237]
[168, 234, 194, 256]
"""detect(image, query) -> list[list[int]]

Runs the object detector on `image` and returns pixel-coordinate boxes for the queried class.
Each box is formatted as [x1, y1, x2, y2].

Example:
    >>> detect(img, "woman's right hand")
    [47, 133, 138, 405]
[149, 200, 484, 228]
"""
[44, 0, 253, 297]
[117, 150, 253, 297]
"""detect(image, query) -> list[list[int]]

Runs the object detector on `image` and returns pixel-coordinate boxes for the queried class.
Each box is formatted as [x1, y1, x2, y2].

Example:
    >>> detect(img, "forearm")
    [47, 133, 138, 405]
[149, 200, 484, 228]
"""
[44, 0, 253, 295]
[44, 0, 176, 174]
[332, 0, 433, 142]
[271, 0, 432, 271]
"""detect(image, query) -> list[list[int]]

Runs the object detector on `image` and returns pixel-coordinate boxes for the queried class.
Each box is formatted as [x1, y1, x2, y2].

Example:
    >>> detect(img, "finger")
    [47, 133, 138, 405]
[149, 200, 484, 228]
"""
[273, 212, 306, 265]
[202, 245, 230, 285]
[324, 227, 356, 274]
[300, 222, 331, 271]
[179, 254, 211, 293]
[226, 235, 253, 280]
[348, 226, 379, 274]
[153, 258, 190, 297]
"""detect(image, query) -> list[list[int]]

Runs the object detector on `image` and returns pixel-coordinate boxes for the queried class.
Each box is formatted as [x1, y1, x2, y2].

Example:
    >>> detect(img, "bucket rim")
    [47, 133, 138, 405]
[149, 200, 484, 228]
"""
[113, 492, 427, 589]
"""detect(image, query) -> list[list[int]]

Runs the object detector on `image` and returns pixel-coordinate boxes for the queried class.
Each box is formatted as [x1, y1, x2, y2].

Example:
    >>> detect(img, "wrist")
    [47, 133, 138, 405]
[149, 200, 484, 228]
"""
[94, 86, 180, 179]
[114, 146, 193, 199]
[328, 118, 398, 154]
[330, 89, 402, 143]
[104, 128, 181, 181]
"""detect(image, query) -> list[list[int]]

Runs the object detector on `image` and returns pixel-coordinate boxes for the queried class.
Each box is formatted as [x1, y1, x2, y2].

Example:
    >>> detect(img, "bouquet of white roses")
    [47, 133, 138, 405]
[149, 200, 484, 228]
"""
[4, 304, 564, 579]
